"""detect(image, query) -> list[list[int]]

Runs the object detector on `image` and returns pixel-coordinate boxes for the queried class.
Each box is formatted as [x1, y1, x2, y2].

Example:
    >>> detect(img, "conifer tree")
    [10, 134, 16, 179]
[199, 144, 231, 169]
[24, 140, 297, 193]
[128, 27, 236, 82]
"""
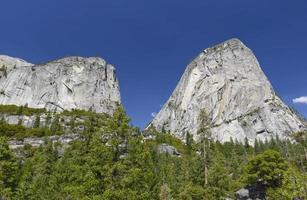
[33, 115, 40, 128]
[244, 150, 288, 188]
[103, 105, 131, 161]
[0, 137, 18, 199]
[186, 132, 193, 154]
[197, 109, 212, 186]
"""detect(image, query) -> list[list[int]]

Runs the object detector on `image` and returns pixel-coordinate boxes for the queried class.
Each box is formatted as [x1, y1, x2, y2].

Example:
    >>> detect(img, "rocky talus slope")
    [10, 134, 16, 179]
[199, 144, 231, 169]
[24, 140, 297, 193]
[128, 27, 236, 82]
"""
[150, 39, 305, 143]
[0, 55, 120, 114]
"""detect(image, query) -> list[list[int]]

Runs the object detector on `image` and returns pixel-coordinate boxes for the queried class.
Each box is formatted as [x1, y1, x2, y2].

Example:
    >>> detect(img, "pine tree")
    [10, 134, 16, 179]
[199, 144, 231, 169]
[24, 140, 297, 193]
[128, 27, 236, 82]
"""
[197, 109, 212, 186]
[254, 139, 260, 154]
[16, 141, 59, 199]
[186, 132, 193, 154]
[33, 115, 40, 128]
[266, 165, 307, 199]
[244, 150, 288, 188]
[208, 154, 232, 199]
[17, 106, 23, 115]
[293, 131, 307, 161]
[50, 115, 63, 135]
[103, 105, 131, 161]
[0, 137, 18, 199]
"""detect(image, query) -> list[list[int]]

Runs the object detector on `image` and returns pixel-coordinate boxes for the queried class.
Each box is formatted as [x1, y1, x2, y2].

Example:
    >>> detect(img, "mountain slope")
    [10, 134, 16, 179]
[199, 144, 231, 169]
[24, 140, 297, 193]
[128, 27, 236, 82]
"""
[0, 55, 120, 114]
[150, 39, 305, 143]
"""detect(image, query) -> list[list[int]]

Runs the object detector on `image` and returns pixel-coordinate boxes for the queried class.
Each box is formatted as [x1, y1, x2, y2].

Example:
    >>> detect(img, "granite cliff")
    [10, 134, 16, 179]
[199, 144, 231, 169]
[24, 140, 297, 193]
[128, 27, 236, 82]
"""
[150, 39, 305, 143]
[0, 55, 120, 114]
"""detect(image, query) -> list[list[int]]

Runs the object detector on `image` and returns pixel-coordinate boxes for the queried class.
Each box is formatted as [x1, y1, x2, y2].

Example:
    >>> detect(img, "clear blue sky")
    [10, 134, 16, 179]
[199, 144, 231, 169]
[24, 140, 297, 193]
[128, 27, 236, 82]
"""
[1, 0, 306, 127]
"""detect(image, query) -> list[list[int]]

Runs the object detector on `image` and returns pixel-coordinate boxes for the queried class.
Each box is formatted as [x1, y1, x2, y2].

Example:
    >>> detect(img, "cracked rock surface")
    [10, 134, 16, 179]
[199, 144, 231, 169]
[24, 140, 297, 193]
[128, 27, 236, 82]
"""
[0, 56, 121, 114]
[150, 38, 305, 143]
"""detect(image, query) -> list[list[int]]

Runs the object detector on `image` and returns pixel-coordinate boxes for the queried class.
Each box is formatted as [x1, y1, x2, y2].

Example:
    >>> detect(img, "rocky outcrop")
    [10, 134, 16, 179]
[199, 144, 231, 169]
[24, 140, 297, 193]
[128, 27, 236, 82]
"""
[9, 134, 81, 150]
[0, 112, 85, 132]
[8, 134, 81, 158]
[150, 39, 305, 144]
[0, 55, 120, 114]
[158, 143, 180, 156]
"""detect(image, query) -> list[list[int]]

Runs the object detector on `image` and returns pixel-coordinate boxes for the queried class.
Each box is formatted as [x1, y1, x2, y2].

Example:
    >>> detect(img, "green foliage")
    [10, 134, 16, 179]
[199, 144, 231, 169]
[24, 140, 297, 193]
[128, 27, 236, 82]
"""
[0, 104, 113, 139]
[155, 132, 186, 153]
[243, 150, 288, 188]
[197, 109, 211, 139]
[185, 132, 194, 154]
[25, 128, 52, 138]
[178, 183, 205, 200]
[266, 166, 307, 200]
[33, 115, 40, 128]
[0, 137, 18, 199]
[0, 122, 26, 138]
[0, 105, 305, 199]
[293, 131, 307, 148]
[0, 122, 52, 139]
[207, 154, 232, 198]
[62, 108, 109, 118]
[159, 184, 172, 200]
[50, 115, 64, 135]
[0, 104, 46, 116]
[16, 141, 59, 199]
[45, 112, 52, 127]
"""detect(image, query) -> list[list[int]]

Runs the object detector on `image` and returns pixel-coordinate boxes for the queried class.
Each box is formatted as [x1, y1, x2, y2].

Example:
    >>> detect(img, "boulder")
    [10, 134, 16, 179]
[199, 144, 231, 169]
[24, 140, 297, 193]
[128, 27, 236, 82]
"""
[158, 143, 180, 156]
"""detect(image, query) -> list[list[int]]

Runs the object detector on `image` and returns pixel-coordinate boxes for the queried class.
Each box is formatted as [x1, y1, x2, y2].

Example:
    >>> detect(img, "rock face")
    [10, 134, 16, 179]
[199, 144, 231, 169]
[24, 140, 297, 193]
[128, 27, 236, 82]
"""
[158, 144, 181, 156]
[0, 55, 120, 114]
[150, 39, 305, 143]
[0, 55, 33, 71]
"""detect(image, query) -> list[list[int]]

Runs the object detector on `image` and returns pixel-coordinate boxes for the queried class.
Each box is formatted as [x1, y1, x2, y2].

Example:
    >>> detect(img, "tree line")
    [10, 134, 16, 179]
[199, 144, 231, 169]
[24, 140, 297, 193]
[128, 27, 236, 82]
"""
[0, 106, 306, 199]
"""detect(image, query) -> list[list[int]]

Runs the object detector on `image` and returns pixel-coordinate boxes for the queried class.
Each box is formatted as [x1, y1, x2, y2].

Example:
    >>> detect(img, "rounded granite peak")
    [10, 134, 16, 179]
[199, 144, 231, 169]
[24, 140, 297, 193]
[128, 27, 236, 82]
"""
[224, 37, 244, 44]
[218, 38, 246, 47]
[0, 54, 33, 68]
[202, 38, 247, 54]
[151, 39, 305, 144]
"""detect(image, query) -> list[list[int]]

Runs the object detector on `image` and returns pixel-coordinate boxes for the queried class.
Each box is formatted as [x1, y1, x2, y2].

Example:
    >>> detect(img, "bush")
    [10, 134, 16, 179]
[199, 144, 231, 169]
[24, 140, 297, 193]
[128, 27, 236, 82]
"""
[0, 105, 46, 116]
[0, 122, 26, 137]
[0, 122, 52, 139]
[243, 150, 288, 188]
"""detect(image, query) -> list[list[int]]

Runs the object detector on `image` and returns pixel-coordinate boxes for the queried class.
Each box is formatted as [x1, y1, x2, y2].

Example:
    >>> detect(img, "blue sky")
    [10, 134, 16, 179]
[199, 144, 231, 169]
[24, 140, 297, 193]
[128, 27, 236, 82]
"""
[1, 0, 306, 127]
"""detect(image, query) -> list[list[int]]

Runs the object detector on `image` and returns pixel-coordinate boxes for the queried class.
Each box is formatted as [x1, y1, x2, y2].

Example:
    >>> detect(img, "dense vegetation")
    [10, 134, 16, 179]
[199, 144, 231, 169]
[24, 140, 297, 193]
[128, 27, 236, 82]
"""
[0, 105, 46, 116]
[0, 105, 110, 139]
[0, 106, 306, 199]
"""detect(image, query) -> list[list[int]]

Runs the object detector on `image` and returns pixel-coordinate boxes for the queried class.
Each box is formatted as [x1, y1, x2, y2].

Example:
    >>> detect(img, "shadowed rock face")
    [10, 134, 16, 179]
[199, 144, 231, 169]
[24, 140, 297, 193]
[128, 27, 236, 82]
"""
[0, 56, 121, 114]
[150, 38, 305, 144]
[236, 185, 266, 200]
